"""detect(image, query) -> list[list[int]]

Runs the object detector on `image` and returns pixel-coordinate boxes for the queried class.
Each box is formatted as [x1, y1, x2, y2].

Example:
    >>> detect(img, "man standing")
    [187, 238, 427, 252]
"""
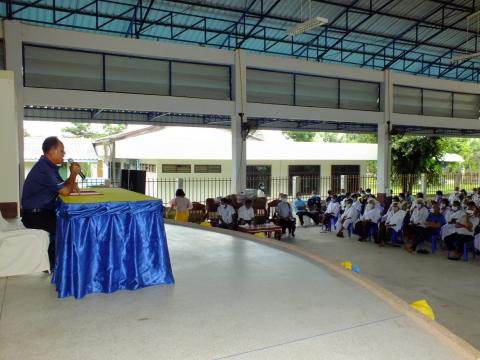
[21, 136, 81, 271]
[276, 195, 296, 237]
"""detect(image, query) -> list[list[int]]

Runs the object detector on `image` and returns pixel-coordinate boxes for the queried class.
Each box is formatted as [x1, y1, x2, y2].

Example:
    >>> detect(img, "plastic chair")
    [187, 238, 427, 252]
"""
[368, 222, 379, 242]
[329, 216, 339, 232]
[347, 223, 353, 238]
[390, 228, 403, 245]
[463, 240, 476, 262]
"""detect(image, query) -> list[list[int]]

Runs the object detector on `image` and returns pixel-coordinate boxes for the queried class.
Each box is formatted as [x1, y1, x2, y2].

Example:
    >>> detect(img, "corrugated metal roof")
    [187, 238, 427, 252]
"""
[24, 136, 98, 162]
[2, 0, 480, 81]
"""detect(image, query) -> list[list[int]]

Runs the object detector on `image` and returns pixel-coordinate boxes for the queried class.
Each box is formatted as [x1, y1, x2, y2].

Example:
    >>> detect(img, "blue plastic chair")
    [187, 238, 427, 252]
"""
[390, 228, 403, 245]
[329, 216, 338, 232]
[368, 222, 379, 242]
[347, 223, 353, 238]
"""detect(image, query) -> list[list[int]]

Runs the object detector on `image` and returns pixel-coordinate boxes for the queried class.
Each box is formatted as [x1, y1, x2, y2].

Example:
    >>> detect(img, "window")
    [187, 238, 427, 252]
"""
[171, 62, 230, 100]
[247, 69, 294, 105]
[295, 75, 338, 108]
[194, 165, 221, 173]
[393, 86, 422, 115]
[141, 164, 157, 173]
[423, 90, 452, 117]
[24, 46, 103, 90]
[162, 164, 191, 173]
[288, 165, 320, 195]
[453, 93, 480, 119]
[0, 40, 4, 70]
[247, 165, 271, 194]
[339, 80, 379, 111]
[105, 55, 169, 95]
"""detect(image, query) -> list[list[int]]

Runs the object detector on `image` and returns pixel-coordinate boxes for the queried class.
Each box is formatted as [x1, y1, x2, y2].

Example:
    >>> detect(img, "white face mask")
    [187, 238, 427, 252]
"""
[346, 203, 351, 208]
[282, 198, 288, 203]
[367, 204, 374, 210]
[467, 209, 475, 215]
[452, 206, 458, 211]
[440, 204, 446, 209]
[416, 204, 422, 209]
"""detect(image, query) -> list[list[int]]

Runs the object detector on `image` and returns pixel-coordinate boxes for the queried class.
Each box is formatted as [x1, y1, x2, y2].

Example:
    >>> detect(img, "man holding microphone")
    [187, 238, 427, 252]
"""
[21, 136, 82, 271]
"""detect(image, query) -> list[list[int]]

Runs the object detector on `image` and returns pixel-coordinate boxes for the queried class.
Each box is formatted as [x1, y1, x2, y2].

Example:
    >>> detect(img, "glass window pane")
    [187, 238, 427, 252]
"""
[194, 165, 221, 173]
[339, 80, 379, 111]
[0, 40, 4, 70]
[453, 93, 480, 119]
[393, 86, 422, 115]
[105, 55, 169, 95]
[423, 90, 452, 117]
[162, 164, 191, 173]
[295, 75, 338, 108]
[24, 46, 103, 91]
[171, 62, 230, 100]
[247, 69, 294, 105]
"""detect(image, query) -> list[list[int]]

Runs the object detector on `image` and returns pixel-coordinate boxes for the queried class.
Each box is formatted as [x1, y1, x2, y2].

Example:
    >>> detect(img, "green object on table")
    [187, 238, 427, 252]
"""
[59, 188, 157, 204]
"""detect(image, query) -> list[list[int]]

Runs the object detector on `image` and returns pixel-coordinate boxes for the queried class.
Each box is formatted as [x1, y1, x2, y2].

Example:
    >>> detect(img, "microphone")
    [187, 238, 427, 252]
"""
[68, 158, 86, 180]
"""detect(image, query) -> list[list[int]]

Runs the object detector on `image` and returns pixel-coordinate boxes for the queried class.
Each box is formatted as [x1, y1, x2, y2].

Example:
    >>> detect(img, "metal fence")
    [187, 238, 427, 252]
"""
[79, 173, 480, 204]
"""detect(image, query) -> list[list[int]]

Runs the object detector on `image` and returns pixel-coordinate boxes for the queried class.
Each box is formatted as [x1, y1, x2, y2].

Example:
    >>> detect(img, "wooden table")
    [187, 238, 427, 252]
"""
[238, 223, 283, 239]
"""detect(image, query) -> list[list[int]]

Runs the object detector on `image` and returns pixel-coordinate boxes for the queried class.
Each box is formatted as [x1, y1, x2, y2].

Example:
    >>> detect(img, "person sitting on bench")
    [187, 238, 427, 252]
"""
[238, 199, 255, 225]
[355, 198, 382, 242]
[217, 198, 237, 230]
[294, 193, 319, 226]
[336, 198, 359, 238]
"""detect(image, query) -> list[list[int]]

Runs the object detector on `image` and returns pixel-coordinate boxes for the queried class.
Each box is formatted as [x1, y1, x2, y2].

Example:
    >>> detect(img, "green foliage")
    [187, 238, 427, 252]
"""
[344, 133, 377, 143]
[62, 123, 126, 139]
[282, 131, 317, 142]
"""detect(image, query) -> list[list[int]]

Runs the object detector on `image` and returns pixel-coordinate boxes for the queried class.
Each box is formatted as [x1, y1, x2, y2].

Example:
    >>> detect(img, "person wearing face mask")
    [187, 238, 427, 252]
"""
[306, 191, 322, 213]
[352, 194, 363, 214]
[404, 201, 445, 254]
[355, 199, 382, 242]
[444, 202, 479, 260]
[335, 199, 359, 238]
[441, 200, 466, 241]
[405, 198, 430, 240]
[257, 184, 266, 198]
[320, 195, 340, 232]
[217, 198, 237, 230]
[472, 188, 480, 207]
[448, 187, 460, 204]
[294, 193, 319, 226]
[440, 198, 451, 217]
[376, 202, 406, 246]
[276, 195, 296, 237]
[398, 193, 408, 211]
[434, 190, 444, 204]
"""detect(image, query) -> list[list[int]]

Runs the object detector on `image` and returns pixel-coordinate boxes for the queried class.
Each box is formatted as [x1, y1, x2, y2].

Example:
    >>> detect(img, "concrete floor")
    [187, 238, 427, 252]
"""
[288, 225, 480, 350]
[0, 225, 468, 360]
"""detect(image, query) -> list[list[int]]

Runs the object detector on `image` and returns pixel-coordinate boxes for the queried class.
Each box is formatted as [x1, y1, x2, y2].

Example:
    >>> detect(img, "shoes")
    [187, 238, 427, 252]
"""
[358, 238, 365, 242]
[417, 249, 429, 255]
[403, 244, 413, 253]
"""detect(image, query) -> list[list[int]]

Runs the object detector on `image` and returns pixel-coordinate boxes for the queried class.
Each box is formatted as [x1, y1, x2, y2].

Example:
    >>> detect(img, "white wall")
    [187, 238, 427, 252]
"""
[0, 71, 19, 214]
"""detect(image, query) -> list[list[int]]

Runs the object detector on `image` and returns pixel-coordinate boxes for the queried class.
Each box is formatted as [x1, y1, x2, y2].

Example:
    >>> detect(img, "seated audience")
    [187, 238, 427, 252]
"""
[169, 189, 193, 222]
[404, 201, 445, 254]
[445, 201, 479, 260]
[434, 190, 443, 204]
[307, 191, 322, 213]
[276, 194, 296, 237]
[320, 196, 340, 232]
[376, 202, 406, 246]
[352, 194, 363, 214]
[405, 198, 429, 239]
[440, 198, 451, 218]
[294, 193, 319, 226]
[355, 198, 382, 242]
[217, 198, 237, 230]
[448, 187, 460, 204]
[340, 192, 352, 211]
[238, 199, 255, 225]
[335, 198, 359, 238]
[441, 200, 466, 241]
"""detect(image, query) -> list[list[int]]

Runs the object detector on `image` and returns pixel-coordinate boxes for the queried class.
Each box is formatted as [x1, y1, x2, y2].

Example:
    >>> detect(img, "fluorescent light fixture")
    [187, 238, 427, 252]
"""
[286, 16, 328, 36]
[450, 51, 480, 63]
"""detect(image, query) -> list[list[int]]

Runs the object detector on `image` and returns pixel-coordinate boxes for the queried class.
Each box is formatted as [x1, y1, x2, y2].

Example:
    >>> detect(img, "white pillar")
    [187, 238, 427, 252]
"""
[3, 21, 24, 215]
[377, 70, 392, 201]
[232, 49, 247, 194]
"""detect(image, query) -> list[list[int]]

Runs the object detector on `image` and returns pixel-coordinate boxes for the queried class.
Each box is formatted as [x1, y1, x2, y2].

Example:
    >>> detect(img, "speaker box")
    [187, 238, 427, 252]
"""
[121, 170, 146, 194]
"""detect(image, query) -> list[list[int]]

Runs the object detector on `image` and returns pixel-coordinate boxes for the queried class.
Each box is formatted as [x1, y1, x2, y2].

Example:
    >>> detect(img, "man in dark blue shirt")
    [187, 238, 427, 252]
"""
[21, 136, 81, 270]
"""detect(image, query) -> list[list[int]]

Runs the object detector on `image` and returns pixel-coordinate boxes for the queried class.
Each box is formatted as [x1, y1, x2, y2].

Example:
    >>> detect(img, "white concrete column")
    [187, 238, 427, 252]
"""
[377, 70, 392, 200]
[232, 49, 247, 194]
[4, 21, 25, 200]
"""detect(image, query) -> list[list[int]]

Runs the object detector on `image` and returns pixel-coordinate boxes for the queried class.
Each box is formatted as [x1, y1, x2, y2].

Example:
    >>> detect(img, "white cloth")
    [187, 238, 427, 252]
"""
[385, 210, 406, 231]
[453, 215, 479, 236]
[336, 206, 358, 230]
[410, 207, 430, 227]
[448, 193, 460, 204]
[238, 205, 255, 221]
[325, 202, 340, 217]
[441, 209, 466, 240]
[361, 206, 382, 223]
[0, 229, 50, 277]
[257, 189, 265, 198]
[353, 200, 363, 214]
[217, 204, 236, 224]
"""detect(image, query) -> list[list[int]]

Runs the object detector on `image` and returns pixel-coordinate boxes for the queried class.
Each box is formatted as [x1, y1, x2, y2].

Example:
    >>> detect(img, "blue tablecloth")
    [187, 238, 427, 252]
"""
[52, 198, 174, 299]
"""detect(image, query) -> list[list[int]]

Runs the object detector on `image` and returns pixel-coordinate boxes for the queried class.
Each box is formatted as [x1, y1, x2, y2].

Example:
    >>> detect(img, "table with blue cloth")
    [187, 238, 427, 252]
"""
[52, 188, 174, 299]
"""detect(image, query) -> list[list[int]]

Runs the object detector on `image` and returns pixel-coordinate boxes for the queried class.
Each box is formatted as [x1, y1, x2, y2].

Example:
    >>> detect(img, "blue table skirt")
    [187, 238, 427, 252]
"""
[52, 200, 174, 299]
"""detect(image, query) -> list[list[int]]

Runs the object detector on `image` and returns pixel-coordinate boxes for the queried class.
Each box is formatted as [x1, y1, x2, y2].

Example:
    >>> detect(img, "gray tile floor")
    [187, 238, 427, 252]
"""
[0, 225, 464, 360]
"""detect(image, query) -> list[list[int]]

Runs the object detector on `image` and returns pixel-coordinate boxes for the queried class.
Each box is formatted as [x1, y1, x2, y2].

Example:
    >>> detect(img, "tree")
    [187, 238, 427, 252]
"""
[62, 123, 96, 138]
[101, 124, 126, 137]
[391, 136, 447, 192]
[283, 131, 317, 142]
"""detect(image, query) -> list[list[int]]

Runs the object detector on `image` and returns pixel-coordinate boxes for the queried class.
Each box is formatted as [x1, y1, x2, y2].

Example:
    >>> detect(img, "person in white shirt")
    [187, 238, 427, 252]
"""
[238, 199, 255, 225]
[257, 184, 266, 198]
[276, 195, 295, 237]
[217, 198, 237, 230]
[448, 187, 460, 204]
[320, 196, 340, 232]
[472, 188, 480, 207]
[377, 203, 406, 246]
[335, 199, 359, 238]
[445, 201, 479, 260]
[355, 198, 382, 242]
[406, 198, 430, 239]
[441, 200, 466, 241]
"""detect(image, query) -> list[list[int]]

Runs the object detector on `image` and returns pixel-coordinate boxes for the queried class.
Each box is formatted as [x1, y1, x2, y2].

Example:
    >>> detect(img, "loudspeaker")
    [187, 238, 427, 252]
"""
[121, 170, 146, 194]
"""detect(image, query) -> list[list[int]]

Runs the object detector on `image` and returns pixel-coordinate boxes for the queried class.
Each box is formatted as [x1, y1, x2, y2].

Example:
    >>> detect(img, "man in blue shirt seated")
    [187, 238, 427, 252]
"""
[404, 201, 446, 254]
[21, 136, 81, 271]
[293, 192, 319, 226]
